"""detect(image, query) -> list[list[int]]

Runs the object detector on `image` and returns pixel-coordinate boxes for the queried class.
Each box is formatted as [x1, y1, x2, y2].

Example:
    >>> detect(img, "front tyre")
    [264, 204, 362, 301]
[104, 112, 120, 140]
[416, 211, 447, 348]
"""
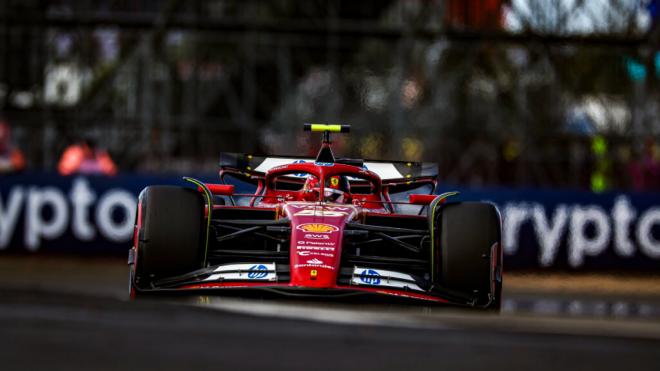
[131, 186, 206, 293]
[432, 202, 502, 310]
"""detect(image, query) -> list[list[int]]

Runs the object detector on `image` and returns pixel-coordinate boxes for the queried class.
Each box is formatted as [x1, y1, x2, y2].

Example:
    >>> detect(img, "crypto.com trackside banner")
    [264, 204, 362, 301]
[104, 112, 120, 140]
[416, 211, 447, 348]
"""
[0, 173, 215, 255]
[441, 186, 660, 271]
[0, 173, 659, 270]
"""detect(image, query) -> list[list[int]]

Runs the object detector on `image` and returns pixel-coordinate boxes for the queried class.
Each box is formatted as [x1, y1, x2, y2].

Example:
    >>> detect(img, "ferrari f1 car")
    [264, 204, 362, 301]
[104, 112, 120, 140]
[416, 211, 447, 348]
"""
[129, 124, 502, 309]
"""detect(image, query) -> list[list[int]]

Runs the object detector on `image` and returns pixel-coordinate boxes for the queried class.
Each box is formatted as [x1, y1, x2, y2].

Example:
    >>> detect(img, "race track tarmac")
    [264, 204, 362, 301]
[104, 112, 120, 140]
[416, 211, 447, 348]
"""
[1, 256, 659, 371]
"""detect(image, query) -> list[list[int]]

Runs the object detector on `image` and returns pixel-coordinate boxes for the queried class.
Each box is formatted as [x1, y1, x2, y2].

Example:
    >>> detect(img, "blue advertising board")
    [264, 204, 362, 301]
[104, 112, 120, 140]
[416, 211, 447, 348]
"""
[439, 186, 660, 271]
[0, 172, 216, 255]
[1, 172, 659, 271]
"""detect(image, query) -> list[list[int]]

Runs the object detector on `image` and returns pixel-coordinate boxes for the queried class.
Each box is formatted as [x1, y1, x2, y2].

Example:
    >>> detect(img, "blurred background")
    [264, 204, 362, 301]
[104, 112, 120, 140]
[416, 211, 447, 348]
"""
[0, 0, 658, 190]
[0, 0, 659, 272]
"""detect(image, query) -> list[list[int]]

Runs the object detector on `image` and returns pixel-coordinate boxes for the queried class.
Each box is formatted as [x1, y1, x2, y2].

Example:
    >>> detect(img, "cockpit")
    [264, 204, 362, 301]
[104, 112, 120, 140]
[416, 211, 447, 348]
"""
[265, 168, 378, 205]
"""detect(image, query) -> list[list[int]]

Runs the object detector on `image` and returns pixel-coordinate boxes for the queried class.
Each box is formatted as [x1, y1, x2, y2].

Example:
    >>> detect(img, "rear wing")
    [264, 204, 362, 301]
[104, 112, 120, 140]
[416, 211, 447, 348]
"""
[219, 153, 438, 182]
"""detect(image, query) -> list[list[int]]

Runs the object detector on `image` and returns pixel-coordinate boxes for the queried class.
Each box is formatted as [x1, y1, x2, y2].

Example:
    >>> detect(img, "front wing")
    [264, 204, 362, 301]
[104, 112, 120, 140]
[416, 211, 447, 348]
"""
[131, 261, 491, 307]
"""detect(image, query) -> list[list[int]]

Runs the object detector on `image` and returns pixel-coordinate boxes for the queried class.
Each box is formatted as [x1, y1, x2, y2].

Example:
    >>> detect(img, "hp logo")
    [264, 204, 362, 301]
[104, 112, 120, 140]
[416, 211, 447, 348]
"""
[359, 269, 381, 285]
[247, 264, 268, 279]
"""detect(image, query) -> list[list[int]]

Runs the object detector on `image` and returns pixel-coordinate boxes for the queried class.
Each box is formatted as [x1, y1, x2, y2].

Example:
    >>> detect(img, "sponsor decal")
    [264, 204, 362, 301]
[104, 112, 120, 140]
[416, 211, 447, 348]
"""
[290, 205, 353, 218]
[502, 196, 660, 267]
[304, 233, 330, 240]
[294, 209, 349, 217]
[294, 264, 335, 270]
[314, 162, 334, 167]
[297, 245, 335, 251]
[203, 263, 277, 282]
[296, 223, 338, 233]
[247, 264, 269, 279]
[297, 250, 334, 258]
[351, 267, 424, 291]
[269, 165, 287, 172]
[0, 177, 135, 250]
[330, 177, 340, 187]
[288, 204, 309, 209]
[300, 240, 336, 247]
[306, 258, 324, 265]
[289, 205, 352, 211]
[359, 269, 381, 285]
[291, 160, 311, 177]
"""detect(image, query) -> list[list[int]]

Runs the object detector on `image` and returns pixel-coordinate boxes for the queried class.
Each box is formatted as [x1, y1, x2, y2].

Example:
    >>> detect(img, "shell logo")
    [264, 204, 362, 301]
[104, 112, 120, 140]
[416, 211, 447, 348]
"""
[296, 223, 338, 233]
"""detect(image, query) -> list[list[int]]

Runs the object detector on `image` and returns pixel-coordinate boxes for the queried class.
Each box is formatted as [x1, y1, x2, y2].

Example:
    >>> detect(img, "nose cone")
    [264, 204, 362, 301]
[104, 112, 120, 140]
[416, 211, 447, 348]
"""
[283, 203, 357, 288]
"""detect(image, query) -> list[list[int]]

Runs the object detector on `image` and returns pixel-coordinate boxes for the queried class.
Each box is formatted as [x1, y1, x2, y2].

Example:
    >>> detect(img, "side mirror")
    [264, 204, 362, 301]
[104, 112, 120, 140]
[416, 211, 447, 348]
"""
[408, 194, 436, 205]
[199, 184, 235, 196]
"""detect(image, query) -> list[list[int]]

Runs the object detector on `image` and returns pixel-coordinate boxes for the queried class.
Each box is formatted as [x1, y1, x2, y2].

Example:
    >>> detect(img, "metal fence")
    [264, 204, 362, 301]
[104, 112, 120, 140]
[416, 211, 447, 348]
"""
[1, 0, 659, 191]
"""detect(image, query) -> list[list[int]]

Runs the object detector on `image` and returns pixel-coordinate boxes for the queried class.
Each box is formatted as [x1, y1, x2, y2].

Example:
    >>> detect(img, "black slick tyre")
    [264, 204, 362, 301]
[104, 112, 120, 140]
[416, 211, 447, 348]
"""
[432, 202, 502, 309]
[133, 186, 206, 290]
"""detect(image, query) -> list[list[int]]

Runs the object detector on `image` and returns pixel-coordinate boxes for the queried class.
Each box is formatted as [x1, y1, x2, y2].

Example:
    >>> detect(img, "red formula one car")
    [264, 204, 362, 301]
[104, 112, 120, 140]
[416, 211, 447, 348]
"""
[129, 124, 502, 309]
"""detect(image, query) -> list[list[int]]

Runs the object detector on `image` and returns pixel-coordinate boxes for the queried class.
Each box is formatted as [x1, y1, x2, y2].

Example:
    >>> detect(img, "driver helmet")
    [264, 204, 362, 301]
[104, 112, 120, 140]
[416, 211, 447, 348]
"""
[323, 175, 349, 203]
[303, 175, 349, 203]
[326, 175, 349, 192]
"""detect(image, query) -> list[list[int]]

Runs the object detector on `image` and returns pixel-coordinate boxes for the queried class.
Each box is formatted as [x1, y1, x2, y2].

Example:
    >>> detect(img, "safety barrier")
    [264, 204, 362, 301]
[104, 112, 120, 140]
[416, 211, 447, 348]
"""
[0, 173, 215, 255]
[1, 173, 658, 271]
[444, 187, 660, 271]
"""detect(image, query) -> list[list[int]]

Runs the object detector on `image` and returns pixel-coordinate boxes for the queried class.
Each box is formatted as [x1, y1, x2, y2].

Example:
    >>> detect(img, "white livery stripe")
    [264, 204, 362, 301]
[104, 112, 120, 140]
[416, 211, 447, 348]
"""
[254, 158, 308, 173]
[351, 267, 425, 292]
[362, 162, 403, 180]
[203, 263, 277, 282]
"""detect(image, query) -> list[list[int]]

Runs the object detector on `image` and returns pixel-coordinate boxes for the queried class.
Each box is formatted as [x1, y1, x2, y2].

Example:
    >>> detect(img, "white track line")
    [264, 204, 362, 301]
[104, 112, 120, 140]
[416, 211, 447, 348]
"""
[187, 296, 660, 340]
[190, 297, 455, 330]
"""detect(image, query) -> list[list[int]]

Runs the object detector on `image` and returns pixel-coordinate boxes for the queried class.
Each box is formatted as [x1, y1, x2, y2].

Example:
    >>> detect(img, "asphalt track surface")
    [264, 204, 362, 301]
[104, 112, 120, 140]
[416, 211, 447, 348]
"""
[1, 256, 660, 371]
